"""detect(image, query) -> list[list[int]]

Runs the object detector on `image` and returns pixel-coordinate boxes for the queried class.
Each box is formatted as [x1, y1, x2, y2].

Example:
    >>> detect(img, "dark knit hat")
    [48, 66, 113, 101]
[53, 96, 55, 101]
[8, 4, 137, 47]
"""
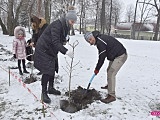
[66, 10, 77, 22]
[84, 32, 93, 42]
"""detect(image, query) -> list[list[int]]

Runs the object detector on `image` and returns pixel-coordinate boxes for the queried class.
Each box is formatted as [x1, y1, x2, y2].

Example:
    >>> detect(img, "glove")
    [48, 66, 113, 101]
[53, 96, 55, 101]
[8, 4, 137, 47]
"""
[94, 69, 99, 75]
[13, 54, 16, 59]
[66, 50, 74, 58]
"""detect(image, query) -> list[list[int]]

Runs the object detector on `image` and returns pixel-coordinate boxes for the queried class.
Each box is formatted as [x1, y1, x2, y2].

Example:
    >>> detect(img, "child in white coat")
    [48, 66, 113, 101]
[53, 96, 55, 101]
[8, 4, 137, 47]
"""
[12, 26, 29, 75]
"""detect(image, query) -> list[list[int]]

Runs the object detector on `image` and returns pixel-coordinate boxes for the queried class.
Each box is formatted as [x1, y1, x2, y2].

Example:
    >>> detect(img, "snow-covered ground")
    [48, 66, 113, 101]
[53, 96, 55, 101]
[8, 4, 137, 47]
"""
[0, 30, 160, 120]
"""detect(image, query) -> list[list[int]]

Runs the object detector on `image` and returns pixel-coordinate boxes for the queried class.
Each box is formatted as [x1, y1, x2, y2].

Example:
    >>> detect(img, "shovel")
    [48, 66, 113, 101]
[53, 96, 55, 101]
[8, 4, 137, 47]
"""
[83, 74, 96, 98]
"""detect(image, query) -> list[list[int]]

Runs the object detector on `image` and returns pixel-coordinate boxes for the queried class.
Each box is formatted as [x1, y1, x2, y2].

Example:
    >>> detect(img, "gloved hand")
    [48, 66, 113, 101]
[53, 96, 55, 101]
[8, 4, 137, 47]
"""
[13, 54, 16, 59]
[66, 50, 74, 58]
[94, 69, 99, 75]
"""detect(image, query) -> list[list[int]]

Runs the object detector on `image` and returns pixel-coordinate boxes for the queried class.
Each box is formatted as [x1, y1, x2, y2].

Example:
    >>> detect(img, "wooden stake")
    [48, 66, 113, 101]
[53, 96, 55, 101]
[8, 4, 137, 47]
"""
[8, 67, 10, 86]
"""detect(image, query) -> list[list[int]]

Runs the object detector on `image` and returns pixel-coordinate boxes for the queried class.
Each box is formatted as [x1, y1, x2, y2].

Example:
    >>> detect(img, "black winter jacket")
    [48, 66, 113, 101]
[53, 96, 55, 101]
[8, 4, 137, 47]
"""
[32, 23, 48, 46]
[92, 31, 126, 71]
[34, 17, 70, 76]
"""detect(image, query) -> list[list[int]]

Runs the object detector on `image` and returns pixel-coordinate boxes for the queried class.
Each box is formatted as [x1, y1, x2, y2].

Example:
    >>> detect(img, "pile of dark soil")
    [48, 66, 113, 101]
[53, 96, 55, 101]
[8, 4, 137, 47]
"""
[24, 75, 37, 84]
[60, 86, 101, 113]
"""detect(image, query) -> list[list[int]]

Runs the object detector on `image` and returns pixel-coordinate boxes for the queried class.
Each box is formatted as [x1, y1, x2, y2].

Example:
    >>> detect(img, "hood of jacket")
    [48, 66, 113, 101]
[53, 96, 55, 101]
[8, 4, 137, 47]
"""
[14, 26, 26, 39]
[39, 17, 47, 28]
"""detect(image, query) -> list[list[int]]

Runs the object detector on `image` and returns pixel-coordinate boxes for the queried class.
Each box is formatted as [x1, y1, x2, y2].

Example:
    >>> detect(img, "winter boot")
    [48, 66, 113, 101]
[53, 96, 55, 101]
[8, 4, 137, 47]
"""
[48, 87, 61, 95]
[100, 94, 116, 104]
[48, 78, 61, 95]
[41, 92, 51, 104]
[19, 69, 23, 75]
[22, 59, 29, 73]
[23, 69, 29, 73]
[18, 60, 23, 75]
[41, 74, 51, 103]
[101, 85, 108, 89]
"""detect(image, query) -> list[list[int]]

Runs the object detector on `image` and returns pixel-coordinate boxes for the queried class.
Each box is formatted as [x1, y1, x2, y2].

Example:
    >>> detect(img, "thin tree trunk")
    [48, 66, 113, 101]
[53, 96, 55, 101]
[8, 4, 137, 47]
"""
[153, 12, 160, 41]
[131, 0, 139, 39]
[137, 0, 145, 39]
[7, 0, 14, 36]
[44, 0, 51, 24]
[7, 0, 24, 36]
[0, 17, 8, 35]
[79, 0, 84, 34]
[37, 0, 42, 17]
[108, 0, 112, 35]
[28, 0, 36, 33]
[95, 2, 99, 30]
[101, 0, 106, 34]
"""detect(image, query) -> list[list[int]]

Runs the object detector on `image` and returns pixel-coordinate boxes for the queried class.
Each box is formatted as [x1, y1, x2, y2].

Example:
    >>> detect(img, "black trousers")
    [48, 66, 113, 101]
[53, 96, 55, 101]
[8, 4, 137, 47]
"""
[41, 74, 54, 93]
[18, 59, 26, 71]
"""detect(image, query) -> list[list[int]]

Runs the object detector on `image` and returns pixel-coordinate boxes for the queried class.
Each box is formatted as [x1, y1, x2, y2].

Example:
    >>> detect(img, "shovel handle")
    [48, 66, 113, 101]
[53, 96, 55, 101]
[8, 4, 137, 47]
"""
[86, 74, 96, 90]
[89, 74, 96, 84]
[85, 74, 96, 94]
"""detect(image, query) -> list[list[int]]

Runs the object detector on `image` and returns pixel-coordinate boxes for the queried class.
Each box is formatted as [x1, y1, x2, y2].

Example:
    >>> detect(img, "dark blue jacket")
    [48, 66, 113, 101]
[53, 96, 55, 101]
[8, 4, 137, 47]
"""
[92, 31, 126, 71]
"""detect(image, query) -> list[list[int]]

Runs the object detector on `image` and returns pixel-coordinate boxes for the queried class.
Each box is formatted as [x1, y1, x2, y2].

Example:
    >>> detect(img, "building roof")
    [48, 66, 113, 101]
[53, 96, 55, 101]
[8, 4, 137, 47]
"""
[115, 22, 155, 31]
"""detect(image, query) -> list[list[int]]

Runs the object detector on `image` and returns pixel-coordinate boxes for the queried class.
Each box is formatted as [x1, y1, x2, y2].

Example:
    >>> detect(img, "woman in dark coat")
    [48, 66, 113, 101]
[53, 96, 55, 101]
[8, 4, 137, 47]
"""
[30, 16, 48, 74]
[34, 7, 77, 103]
[30, 16, 48, 46]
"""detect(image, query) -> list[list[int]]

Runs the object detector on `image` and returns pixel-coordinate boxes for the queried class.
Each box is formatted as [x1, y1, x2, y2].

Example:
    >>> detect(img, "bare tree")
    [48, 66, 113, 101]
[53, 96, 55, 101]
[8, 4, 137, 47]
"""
[112, 1, 121, 29]
[137, 0, 153, 39]
[0, 17, 8, 34]
[138, 0, 160, 41]
[0, 0, 123, 36]
[108, 0, 112, 35]
[62, 41, 79, 104]
[7, 0, 25, 36]
[101, 0, 106, 34]
[94, 0, 100, 30]
[37, 0, 42, 17]
[44, 0, 51, 24]
[0, 0, 8, 34]
[131, 0, 139, 39]
[28, 0, 36, 33]
[79, 0, 85, 34]
[152, 0, 160, 41]
[126, 4, 134, 22]
[7, 0, 14, 36]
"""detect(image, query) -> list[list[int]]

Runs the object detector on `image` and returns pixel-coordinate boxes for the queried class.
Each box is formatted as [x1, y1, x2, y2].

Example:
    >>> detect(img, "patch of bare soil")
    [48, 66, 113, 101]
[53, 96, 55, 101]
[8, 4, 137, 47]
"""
[60, 86, 101, 113]
[24, 75, 37, 84]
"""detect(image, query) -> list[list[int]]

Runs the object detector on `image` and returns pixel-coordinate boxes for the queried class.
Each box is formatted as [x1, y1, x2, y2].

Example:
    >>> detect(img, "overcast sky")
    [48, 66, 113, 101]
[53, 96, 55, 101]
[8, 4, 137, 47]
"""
[120, 0, 157, 22]
[120, 0, 137, 21]
[121, 0, 137, 6]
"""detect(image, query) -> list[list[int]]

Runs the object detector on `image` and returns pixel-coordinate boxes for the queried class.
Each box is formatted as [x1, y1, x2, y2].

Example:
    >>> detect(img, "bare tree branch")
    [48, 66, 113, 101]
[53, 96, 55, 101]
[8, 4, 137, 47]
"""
[72, 60, 80, 68]
[0, 6, 7, 12]
[138, 2, 156, 7]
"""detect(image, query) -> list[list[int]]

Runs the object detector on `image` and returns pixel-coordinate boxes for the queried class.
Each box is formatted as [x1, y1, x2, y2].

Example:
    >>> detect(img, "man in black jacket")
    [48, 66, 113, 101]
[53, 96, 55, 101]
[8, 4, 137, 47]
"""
[84, 31, 127, 104]
[34, 7, 77, 103]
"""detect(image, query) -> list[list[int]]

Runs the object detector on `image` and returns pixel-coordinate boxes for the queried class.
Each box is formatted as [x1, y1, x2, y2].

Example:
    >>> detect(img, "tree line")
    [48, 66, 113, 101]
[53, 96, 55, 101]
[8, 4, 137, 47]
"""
[0, 0, 159, 40]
